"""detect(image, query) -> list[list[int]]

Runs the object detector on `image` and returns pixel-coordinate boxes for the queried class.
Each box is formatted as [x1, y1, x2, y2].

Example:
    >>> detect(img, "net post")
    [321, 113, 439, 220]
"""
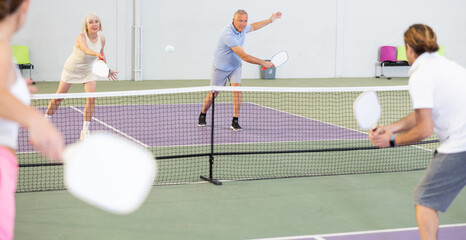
[200, 90, 222, 185]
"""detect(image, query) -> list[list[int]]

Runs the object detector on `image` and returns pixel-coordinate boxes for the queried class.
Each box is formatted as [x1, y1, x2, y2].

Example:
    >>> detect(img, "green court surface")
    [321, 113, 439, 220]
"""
[15, 77, 466, 240]
[15, 171, 466, 240]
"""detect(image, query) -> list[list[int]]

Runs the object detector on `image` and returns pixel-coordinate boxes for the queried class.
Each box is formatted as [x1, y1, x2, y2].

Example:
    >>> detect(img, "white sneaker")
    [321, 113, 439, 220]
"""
[80, 129, 90, 140]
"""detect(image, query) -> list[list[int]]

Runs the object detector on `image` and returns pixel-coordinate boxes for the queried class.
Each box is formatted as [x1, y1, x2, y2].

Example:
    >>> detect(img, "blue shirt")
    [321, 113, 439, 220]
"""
[213, 23, 251, 71]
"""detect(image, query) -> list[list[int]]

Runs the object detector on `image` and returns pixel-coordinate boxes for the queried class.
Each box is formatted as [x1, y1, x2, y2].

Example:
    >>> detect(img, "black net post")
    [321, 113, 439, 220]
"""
[200, 90, 222, 185]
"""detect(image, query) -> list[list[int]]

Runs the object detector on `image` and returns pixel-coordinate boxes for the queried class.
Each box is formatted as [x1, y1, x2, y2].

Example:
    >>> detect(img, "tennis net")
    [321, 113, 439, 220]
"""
[17, 86, 439, 192]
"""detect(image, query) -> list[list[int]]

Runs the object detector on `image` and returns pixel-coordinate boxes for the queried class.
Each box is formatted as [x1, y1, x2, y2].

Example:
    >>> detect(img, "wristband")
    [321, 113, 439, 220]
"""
[390, 134, 397, 147]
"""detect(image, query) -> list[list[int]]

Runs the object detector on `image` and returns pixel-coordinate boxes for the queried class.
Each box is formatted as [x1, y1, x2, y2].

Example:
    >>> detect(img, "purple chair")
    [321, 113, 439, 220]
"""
[378, 46, 397, 79]
[380, 46, 397, 62]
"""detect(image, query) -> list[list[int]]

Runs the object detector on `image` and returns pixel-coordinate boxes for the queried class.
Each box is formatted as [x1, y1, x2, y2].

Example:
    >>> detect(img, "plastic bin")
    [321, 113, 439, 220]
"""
[260, 60, 276, 79]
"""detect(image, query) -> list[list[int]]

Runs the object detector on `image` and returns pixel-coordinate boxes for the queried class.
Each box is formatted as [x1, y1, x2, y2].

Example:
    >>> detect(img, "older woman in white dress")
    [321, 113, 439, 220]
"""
[45, 11, 117, 140]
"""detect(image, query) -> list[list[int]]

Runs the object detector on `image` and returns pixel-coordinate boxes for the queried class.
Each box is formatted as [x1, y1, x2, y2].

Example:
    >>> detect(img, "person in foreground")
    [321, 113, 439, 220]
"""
[45, 11, 117, 140]
[0, 0, 64, 239]
[369, 24, 466, 240]
[198, 9, 281, 131]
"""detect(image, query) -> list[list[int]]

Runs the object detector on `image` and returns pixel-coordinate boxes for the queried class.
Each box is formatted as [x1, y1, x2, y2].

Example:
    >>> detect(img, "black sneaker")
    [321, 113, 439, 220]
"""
[198, 114, 206, 127]
[230, 120, 242, 131]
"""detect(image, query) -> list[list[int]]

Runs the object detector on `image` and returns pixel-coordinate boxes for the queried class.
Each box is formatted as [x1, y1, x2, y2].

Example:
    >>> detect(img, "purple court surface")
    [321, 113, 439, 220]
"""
[251, 224, 466, 240]
[18, 103, 366, 153]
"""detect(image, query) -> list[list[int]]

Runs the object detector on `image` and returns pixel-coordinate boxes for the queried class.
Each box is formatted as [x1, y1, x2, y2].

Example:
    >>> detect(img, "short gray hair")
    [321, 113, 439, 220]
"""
[234, 9, 248, 17]
[81, 11, 102, 33]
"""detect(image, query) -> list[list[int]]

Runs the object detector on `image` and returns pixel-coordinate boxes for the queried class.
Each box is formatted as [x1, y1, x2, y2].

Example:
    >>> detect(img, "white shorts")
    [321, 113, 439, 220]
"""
[210, 65, 242, 86]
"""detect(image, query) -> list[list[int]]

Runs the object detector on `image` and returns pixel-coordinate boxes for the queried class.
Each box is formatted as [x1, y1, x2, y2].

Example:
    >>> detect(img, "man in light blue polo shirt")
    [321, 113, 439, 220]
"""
[198, 9, 282, 131]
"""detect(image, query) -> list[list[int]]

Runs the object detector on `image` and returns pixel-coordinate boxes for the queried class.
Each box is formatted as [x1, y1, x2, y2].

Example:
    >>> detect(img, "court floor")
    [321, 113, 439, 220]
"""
[15, 171, 466, 240]
[252, 224, 466, 240]
[15, 77, 466, 240]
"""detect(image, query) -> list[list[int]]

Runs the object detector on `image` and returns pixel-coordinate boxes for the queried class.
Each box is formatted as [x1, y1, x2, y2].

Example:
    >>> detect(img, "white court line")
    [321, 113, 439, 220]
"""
[124, 101, 369, 148]
[19, 102, 436, 154]
[247, 102, 436, 154]
[70, 106, 149, 148]
[247, 102, 366, 136]
[410, 142, 435, 152]
[18, 102, 364, 153]
[249, 223, 466, 240]
[154, 101, 436, 153]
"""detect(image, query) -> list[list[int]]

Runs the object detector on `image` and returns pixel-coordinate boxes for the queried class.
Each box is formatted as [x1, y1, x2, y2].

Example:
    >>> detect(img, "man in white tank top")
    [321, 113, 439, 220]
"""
[44, 12, 118, 140]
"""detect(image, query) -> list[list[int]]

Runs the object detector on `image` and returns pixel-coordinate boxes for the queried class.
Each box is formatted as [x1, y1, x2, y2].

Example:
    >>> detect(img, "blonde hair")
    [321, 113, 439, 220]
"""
[81, 11, 102, 33]
[404, 24, 439, 56]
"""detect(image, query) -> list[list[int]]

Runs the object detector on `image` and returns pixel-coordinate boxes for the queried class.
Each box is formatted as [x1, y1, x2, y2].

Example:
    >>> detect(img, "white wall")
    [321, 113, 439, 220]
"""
[12, 0, 466, 81]
[13, 0, 127, 81]
[143, 0, 338, 80]
[338, 0, 466, 77]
